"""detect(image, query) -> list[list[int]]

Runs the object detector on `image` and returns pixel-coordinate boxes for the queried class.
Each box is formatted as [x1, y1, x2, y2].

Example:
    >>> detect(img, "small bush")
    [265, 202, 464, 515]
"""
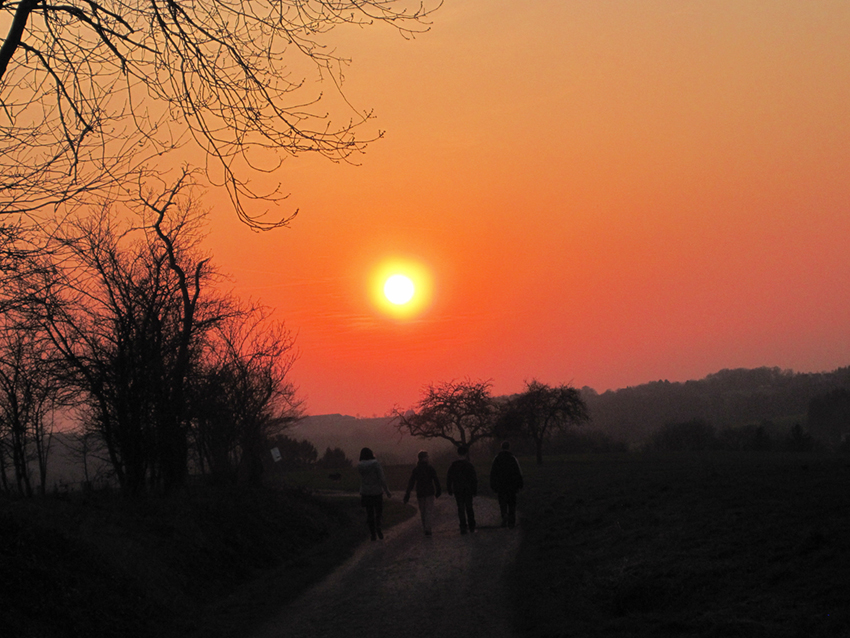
[316, 446, 352, 470]
[649, 418, 716, 451]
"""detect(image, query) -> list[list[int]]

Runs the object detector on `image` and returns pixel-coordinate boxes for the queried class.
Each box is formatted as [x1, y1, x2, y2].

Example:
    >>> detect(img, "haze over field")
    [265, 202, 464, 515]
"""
[201, 1, 850, 417]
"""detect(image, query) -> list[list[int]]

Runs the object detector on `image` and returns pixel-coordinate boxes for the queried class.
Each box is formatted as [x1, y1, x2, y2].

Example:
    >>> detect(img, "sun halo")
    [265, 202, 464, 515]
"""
[370, 259, 432, 318]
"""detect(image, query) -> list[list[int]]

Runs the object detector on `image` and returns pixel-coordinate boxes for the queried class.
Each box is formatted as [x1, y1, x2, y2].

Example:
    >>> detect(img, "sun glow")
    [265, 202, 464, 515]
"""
[384, 274, 415, 305]
[371, 258, 433, 318]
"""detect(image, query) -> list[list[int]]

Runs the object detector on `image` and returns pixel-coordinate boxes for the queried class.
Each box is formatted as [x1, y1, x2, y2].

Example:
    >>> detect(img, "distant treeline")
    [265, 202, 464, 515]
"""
[582, 366, 850, 447]
[280, 367, 850, 468]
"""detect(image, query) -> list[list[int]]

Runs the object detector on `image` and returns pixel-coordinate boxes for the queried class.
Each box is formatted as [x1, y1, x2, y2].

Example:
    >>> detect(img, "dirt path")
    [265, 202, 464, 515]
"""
[253, 496, 522, 638]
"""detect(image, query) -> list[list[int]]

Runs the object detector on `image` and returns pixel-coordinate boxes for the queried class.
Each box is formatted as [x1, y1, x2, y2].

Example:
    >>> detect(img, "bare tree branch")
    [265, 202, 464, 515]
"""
[395, 379, 495, 450]
[1, 0, 442, 226]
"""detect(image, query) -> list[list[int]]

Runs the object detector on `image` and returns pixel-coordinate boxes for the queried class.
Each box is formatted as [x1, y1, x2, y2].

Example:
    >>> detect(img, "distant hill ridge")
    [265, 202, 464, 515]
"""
[581, 365, 850, 445]
[298, 366, 850, 454]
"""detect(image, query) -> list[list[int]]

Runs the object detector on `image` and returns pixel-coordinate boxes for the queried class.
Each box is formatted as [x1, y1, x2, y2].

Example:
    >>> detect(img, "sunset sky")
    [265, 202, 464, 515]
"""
[205, 0, 850, 417]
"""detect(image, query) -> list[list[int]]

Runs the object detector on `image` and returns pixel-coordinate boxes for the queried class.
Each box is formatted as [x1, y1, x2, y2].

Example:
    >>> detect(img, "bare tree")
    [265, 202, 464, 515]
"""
[395, 379, 495, 450]
[190, 305, 301, 486]
[18, 188, 228, 495]
[0, 220, 47, 313]
[61, 426, 112, 489]
[0, 316, 58, 495]
[142, 174, 222, 491]
[497, 380, 589, 465]
[1, 0, 440, 224]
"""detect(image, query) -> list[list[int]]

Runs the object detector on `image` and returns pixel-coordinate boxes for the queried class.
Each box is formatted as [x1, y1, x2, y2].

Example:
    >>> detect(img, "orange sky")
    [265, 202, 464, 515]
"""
[205, 0, 850, 417]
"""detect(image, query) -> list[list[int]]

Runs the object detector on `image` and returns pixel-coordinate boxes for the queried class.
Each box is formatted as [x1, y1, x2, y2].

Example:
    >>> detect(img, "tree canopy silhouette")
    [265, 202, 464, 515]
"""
[498, 380, 589, 465]
[395, 379, 495, 450]
[7, 182, 300, 495]
[0, 0, 439, 225]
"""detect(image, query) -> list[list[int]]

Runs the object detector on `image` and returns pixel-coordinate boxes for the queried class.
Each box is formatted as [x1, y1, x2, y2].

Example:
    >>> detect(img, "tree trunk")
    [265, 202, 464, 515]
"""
[0, 0, 36, 81]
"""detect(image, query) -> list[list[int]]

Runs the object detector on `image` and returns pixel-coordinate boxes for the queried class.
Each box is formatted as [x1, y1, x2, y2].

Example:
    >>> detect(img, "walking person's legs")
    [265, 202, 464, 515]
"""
[365, 502, 377, 540]
[455, 494, 468, 533]
[505, 491, 518, 528]
[465, 496, 476, 532]
[417, 497, 427, 532]
[418, 495, 435, 535]
[375, 495, 384, 539]
[498, 492, 509, 527]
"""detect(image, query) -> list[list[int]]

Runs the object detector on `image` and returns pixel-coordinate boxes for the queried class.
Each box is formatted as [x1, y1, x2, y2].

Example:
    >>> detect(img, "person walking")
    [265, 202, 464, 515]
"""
[357, 447, 392, 541]
[446, 445, 478, 534]
[489, 441, 523, 528]
[403, 450, 441, 536]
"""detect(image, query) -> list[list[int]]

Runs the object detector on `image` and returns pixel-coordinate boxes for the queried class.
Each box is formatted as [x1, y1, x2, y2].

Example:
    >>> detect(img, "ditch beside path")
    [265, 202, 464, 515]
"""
[253, 496, 522, 638]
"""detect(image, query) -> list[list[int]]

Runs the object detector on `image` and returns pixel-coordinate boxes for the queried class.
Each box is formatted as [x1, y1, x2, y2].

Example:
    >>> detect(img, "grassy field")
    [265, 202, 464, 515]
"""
[0, 483, 414, 638]
[509, 452, 850, 637]
[5, 453, 849, 637]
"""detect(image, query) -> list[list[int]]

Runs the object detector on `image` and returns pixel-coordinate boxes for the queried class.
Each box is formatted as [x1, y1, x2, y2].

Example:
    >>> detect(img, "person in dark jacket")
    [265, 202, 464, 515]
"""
[403, 450, 441, 536]
[446, 445, 477, 534]
[489, 441, 523, 528]
[357, 447, 392, 541]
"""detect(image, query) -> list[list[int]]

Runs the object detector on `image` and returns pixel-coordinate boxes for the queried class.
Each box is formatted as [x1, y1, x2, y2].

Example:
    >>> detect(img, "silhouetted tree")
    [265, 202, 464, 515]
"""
[748, 423, 773, 452]
[395, 379, 495, 450]
[317, 446, 351, 470]
[650, 419, 716, 452]
[62, 427, 112, 489]
[1, 222, 35, 309]
[785, 422, 813, 452]
[808, 388, 850, 448]
[190, 305, 301, 486]
[17, 190, 227, 495]
[0, 318, 58, 495]
[1, 0, 440, 224]
[497, 380, 589, 465]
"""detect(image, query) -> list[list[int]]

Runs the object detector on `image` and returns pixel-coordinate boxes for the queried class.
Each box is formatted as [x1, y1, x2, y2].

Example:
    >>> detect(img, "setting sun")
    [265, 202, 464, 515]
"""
[370, 258, 433, 318]
[200, 1, 850, 421]
[384, 274, 415, 305]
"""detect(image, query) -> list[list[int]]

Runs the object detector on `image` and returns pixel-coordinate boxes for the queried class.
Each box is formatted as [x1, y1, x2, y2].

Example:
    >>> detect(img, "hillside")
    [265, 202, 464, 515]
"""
[289, 367, 850, 459]
[583, 366, 850, 446]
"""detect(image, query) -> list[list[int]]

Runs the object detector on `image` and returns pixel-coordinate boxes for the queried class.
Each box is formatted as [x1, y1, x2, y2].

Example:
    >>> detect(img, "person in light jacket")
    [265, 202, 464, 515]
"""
[358, 447, 392, 541]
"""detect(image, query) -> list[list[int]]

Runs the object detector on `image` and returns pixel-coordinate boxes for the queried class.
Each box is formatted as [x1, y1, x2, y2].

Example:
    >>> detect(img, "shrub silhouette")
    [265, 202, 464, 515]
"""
[649, 419, 715, 451]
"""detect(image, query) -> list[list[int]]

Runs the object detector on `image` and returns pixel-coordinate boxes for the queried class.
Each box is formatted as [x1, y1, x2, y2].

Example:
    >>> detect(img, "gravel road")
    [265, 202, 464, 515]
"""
[253, 496, 522, 638]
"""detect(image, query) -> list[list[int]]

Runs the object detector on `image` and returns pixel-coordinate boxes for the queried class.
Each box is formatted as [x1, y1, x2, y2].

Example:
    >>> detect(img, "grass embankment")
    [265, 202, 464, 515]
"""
[511, 453, 850, 637]
[0, 482, 414, 638]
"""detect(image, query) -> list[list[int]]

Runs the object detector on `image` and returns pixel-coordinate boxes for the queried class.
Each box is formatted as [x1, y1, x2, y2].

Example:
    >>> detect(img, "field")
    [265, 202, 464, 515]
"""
[4, 453, 850, 637]
[510, 452, 850, 637]
[0, 483, 414, 638]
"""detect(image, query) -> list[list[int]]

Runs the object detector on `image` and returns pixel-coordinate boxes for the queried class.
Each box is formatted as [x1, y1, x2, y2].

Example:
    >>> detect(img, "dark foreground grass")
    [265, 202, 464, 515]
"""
[0, 484, 414, 638]
[510, 452, 850, 638]
[8, 453, 848, 638]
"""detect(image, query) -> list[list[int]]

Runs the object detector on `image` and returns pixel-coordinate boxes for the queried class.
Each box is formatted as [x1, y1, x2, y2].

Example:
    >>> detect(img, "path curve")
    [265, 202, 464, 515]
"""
[253, 496, 521, 638]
